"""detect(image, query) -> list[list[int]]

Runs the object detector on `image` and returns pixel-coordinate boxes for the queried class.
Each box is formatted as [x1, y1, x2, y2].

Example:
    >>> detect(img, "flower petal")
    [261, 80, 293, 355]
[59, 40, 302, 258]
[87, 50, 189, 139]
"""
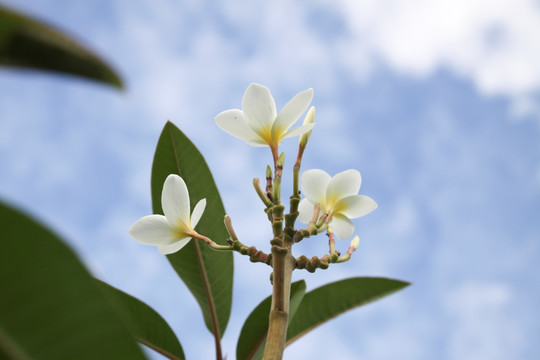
[162, 174, 191, 226]
[245, 142, 268, 147]
[191, 198, 206, 228]
[215, 109, 266, 146]
[281, 123, 315, 140]
[272, 88, 313, 138]
[301, 169, 331, 206]
[129, 215, 176, 246]
[335, 195, 377, 219]
[297, 198, 315, 224]
[158, 237, 191, 255]
[326, 170, 362, 203]
[242, 83, 276, 135]
[331, 214, 355, 240]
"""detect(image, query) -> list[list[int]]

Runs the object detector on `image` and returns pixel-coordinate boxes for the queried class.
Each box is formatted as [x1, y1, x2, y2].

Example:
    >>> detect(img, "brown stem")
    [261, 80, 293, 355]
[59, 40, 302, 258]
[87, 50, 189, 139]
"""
[262, 245, 295, 360]
[328, 231, 336, 255]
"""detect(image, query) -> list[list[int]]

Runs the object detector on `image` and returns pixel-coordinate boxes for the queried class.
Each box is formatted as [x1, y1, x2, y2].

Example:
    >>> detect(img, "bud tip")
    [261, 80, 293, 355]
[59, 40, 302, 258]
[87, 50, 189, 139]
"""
[350, 236, 360, 251]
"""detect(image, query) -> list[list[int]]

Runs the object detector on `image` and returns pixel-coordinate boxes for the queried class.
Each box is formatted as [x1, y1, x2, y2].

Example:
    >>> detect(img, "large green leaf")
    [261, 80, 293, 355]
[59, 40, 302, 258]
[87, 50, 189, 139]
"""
[236, 277, 409, 359]
[96, 280, 185, 360]
[151, 121, 233, 339]
[0, 200, 146, 360]
[0, 4, 122, 88]
[236, 281, 306, 360]
[286, 277, 410, 345]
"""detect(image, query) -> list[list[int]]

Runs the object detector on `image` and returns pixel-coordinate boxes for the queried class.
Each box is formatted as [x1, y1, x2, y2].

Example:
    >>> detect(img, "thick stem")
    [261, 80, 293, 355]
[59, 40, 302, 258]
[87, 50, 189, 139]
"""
[262, 246, 296, 360]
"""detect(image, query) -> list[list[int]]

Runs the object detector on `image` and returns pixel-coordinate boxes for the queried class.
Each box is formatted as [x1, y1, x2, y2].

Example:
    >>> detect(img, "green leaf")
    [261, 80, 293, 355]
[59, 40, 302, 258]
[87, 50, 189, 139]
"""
[286, 277, 410, 345]
[236, 281, 306, 360]
[0, 4, 123, 88]
[151, 121, 233, 339]
[96, 280, 185, 360]
[0, 200, 146, 360]
[236, 277, 408, 359]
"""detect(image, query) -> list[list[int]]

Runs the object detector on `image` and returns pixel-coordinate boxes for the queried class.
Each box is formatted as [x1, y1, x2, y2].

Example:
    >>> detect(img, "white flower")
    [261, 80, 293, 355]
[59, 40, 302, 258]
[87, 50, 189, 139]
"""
[297, 169, 377, 240]
[215, 83, 314, 153]
[129, 174, 206, 255]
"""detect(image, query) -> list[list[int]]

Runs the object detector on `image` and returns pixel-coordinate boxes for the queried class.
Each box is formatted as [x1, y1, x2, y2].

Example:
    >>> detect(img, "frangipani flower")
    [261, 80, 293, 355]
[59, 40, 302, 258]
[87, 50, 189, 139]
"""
[129, 174, 206, 255]
[297, 169, 377, 240]
[215, 83, 315, 158]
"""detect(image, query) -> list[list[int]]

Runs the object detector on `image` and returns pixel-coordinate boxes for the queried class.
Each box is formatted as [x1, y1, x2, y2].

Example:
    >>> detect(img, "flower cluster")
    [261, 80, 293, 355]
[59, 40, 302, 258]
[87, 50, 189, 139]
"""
[130, 83, 376, 261]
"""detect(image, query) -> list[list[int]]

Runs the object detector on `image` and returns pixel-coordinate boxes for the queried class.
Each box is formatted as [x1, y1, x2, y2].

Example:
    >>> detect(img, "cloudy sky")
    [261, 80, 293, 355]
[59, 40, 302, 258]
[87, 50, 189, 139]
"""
[1, 0, 539, 359]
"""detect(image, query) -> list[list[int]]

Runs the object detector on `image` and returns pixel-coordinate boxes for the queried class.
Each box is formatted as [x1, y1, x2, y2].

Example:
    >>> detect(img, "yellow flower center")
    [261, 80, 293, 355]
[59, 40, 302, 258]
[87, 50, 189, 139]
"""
[174, 221, 195, 239]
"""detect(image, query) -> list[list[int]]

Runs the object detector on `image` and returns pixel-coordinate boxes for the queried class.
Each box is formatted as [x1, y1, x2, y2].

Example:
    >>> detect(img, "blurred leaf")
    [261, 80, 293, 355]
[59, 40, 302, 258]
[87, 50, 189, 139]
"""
[0, 200, 146, 360]
[236, 281, 306, 360]
[96, 280, 185, 360]
[286, 277, 410, 345]
[0, 4, 123, 88]
[151, 121, 233, 338]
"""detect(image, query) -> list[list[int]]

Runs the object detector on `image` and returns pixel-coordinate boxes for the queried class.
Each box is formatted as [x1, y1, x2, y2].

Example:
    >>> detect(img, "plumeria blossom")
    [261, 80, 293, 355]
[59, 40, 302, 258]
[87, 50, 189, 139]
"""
[129, 174, 206, 255]
[297, 169, 377, 240]
[215, 83, 315, 160]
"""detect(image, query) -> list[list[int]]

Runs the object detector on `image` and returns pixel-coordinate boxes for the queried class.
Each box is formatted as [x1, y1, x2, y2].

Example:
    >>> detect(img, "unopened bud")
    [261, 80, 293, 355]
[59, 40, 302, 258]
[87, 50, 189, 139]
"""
[351, 235, 359, 250]
[347, 235, 360, 254]
[277, 152, 285, 169]
[266, 165, 273, 179]
[299, 106, 315, 148]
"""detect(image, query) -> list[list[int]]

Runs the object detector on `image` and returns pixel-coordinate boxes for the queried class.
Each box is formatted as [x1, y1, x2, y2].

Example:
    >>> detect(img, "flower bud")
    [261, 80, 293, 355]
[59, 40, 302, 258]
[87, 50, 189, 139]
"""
[277, 152, 286, 168]
[266, 165, 273, 179]
[299, 106, 315, 148]
[346, 235, 360, 255]
[350, 235, 360, 251]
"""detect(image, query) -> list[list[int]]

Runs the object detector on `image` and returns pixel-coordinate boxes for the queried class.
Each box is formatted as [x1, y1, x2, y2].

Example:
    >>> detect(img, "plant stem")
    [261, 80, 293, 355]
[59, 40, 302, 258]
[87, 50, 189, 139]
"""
[253, 178, 273, 207]
[293, 147, 305, 197]
[193, 233, 233, 251]
[262, 148, 293, 359]
[262, 245, 295, 360]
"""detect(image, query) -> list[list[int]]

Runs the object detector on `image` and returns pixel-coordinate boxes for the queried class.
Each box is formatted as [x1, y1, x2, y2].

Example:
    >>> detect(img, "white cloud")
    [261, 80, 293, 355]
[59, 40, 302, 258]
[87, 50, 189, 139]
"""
[337, 0, 540, 112]
[444, 282, 523, 360]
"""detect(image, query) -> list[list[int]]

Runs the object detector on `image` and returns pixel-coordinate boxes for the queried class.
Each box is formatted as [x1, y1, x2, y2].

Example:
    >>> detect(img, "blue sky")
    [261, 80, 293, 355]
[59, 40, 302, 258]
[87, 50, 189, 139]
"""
[1, 0, 539, 359]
